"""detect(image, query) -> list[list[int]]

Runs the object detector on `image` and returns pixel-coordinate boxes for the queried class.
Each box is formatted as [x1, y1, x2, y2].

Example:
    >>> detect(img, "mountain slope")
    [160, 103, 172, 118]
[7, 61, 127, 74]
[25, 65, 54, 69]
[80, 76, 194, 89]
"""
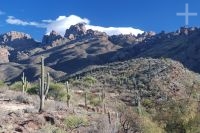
[63, 57, 200, 100]
[0, 62, 66, 83]
[111, 27, 200, 73]
[1, 25, 200, 82]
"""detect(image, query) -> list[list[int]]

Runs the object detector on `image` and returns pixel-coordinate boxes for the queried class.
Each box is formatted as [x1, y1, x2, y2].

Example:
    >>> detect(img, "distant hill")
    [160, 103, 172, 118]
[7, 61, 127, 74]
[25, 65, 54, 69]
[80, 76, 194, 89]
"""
[61, 58, 200, 101]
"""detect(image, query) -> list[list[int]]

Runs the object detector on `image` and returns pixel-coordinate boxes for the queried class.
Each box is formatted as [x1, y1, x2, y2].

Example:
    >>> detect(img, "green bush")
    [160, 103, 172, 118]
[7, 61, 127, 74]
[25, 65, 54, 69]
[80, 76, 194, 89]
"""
[141, 116, 165, 133]
[39, 124, 65, 133]
[27, 83, 39, 94]
[27, 82, 68, 102]
[89, 97, 102, 106]
[64, 115, 88, 129]
[0, 81, 5, 87]
[186, 113, 200, 133]
[10, 81, 33, 93]
[142, 99, 154, 108]
[9, 81, 22, 91]
[83, 76, 97, 87]
[48, 83, 68, 101]
[71, 80, 83, 87]
[154, 100, 199, 133]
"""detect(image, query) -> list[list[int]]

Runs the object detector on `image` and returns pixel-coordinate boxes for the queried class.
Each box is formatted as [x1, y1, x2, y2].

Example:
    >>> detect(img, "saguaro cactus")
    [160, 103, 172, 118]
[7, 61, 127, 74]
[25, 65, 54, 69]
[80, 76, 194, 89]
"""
[38, 57, 50, 112]
[133, 77, 141, 115]
[85, 90, 88, 109]
[21, 72, 28, 93]
[101, 88, 106, 113]
[136, 90, 141, 115]
[101, 87, 105, 102]
[66, 81, 71, 107]
[147, 60, 151, 90]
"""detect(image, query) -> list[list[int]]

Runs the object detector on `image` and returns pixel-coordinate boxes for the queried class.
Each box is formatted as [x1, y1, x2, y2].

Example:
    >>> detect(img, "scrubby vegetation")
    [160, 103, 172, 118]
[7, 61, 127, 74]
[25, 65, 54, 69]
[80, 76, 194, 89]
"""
[64, 115, 88, 130]
[0, 81, 5, 87]
[48, 83, 67, 101]
[0, 58, 200, 132]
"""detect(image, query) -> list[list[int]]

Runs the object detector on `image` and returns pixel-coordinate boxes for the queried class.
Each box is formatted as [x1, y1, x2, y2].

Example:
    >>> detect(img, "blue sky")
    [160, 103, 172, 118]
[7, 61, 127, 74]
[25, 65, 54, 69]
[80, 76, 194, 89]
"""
[0, 0, 199, 41]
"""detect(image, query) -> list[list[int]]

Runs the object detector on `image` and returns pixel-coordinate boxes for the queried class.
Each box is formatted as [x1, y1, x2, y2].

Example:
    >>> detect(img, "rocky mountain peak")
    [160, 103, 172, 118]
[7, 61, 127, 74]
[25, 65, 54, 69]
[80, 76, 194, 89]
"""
[0, 31, 38, 50]
[42, 30, 64, 46]
[136, 31, 156, 39]
[64, 23, 87, 40]
[108, 31, 156, 47]
[50, 30, 59, 36]
[0, 31, 32, 44]
[176, 27, 199, 36]
[64, 23, 108, 41]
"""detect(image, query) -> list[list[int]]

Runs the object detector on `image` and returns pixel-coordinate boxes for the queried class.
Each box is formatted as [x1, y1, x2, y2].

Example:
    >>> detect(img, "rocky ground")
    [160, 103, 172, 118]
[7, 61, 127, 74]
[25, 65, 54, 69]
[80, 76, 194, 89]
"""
[0, 87, 120, 133]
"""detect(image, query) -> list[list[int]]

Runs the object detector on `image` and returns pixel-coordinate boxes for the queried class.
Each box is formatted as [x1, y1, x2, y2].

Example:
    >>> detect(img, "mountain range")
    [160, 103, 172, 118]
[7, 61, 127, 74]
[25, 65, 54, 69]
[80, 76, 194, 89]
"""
[0, 23, 200, 83]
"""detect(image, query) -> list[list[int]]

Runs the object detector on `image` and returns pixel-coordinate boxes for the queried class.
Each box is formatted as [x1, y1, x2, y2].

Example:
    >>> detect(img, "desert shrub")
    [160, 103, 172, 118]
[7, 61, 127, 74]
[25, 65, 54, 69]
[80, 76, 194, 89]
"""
[64, 115, 88, 130]
[70, 76, 97, 89]
[53, 128, 66, 133]
[154, 99, 199, 133]
[48, 83, 67, 101]
[15, 94, 31, 104]
[55, 102, 67, 111]
[39, 124, 65, 133]
[117, 103, 164, 133]
[27, 83, 39, 94]
[0, 81, 8, 92]
[89, 97, 101, 106]
[9, 81, 22, 91]
[71, 79, 83, 88]
[82, 76, 97, 88]
[27, 82, 68, 102]
[141, 116, 164, 133]
[0, 81, 5, 87]
[185, 113, 200, 133]
[10, 81, 32, 93]
[83, 76, 97, 84]
[142, 98, 154, 108]
[118, 106, 142, 132]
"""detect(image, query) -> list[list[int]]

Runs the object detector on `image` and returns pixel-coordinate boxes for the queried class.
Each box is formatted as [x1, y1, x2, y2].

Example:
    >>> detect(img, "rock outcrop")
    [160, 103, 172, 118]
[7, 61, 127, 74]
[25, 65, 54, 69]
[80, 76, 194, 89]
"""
[0, 31, 31, 42]
[109, 31, 156, 47]
[0, 31, 39, 50]
[64, 23, 87, 40]
[42, 30, 66, 46]
[64, 23, 108, 40]
[0, 47, 10, 63]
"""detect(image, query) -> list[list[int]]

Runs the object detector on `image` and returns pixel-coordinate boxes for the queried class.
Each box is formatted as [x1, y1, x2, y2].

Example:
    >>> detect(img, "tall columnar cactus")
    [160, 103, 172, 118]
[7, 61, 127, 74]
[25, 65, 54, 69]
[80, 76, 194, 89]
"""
[133, 77, 141, 115]
[38, 57, 50, 112]
[136, 90, 141, 115]
[101, 87, 105, 102]
[101, 87, 106, 113]
[84, 90, 88, 109]
[66, 81, 71, 107]
[197, 93, 200, 102]
[21, 72, 28, 93]
[147, 60, 151, 90]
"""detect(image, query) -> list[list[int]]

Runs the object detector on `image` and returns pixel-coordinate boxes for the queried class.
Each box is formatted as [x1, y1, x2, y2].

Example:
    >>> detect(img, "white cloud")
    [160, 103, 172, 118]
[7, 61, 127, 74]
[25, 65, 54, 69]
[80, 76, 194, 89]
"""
[86, 25, 143, 36]
[6, 16, 46, 28]
[45, 15, 143, 36]
[45, 15, 90, 35]
[6, 15, 144, 36]
[42, 19, 53, 23]
[0, 10, 5, 15]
